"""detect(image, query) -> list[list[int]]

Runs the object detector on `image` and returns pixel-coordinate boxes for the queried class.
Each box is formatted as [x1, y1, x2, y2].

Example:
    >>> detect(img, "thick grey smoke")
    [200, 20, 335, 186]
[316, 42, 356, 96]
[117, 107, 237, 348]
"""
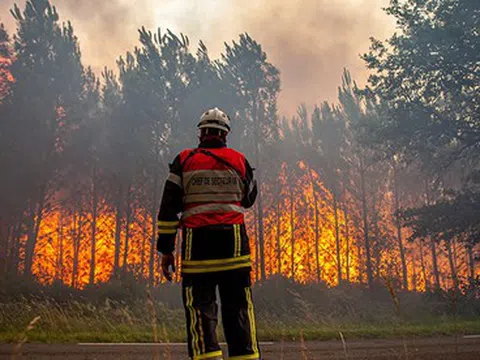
[0, 0, 394, 115]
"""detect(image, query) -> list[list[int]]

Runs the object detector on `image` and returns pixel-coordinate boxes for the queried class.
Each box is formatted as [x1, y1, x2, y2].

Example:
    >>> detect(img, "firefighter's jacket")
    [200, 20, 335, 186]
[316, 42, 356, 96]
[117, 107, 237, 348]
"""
[157, 140, 257, 274]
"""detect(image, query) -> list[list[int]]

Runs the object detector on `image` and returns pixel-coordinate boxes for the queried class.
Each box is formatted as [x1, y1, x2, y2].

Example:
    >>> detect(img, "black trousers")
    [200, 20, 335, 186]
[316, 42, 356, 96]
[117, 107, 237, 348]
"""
[182, 269, 260, 360]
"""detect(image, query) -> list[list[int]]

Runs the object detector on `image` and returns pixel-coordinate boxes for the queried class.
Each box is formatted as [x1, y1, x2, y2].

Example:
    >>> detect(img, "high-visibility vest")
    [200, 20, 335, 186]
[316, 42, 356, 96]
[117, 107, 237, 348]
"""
[178, 147, 247, 228]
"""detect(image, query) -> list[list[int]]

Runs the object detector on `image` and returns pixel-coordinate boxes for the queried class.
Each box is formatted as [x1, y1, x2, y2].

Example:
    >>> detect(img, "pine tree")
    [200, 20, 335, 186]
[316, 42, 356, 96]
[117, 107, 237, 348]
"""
[6, 0, 85, 279]
[221, 33, 280, 281]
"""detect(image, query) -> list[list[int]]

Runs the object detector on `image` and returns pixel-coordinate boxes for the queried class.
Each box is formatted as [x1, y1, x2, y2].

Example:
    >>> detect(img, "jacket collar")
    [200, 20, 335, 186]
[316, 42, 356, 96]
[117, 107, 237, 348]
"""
[199, 139, 227, 149]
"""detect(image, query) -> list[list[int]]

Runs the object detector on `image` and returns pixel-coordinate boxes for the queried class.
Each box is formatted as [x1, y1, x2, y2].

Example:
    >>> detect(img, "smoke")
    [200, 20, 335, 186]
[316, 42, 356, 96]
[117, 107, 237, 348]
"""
[236, 0, 394, 115]
[0, 0, 394, 115]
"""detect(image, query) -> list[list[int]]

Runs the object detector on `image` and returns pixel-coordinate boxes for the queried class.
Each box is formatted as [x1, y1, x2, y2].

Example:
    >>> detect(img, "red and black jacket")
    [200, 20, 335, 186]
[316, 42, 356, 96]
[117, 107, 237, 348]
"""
[157, 140, 257, 274]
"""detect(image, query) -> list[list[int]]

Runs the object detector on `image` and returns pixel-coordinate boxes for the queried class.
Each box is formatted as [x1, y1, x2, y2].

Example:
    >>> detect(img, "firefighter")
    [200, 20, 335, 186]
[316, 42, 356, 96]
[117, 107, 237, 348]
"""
[156, 107, 260, 360]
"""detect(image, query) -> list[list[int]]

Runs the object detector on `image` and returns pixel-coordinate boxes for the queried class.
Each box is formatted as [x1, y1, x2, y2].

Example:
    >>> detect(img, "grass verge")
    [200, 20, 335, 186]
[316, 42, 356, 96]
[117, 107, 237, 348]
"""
[1, 320, 480, 343]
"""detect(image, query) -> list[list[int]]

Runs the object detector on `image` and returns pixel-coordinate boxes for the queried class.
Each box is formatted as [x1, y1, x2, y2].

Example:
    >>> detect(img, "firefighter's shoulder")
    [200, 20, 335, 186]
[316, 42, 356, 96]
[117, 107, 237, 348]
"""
[224, 147, 247, 159]
[177, 148, 197, 162]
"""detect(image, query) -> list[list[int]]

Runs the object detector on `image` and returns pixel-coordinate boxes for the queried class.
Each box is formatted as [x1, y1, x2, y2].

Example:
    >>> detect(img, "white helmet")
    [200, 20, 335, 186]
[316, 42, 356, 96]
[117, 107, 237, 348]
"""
[198, 107, 231, 133]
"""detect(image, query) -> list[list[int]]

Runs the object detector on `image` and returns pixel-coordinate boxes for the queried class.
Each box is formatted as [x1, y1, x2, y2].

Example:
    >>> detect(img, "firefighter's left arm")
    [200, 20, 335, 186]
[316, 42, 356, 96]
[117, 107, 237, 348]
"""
[241, 158, 258, 209]
[157, 155, 184, 255]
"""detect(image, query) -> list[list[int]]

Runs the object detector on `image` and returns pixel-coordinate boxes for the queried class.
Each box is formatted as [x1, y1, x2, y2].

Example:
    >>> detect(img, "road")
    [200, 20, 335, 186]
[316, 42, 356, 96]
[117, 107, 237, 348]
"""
[1, 336, 480, 359]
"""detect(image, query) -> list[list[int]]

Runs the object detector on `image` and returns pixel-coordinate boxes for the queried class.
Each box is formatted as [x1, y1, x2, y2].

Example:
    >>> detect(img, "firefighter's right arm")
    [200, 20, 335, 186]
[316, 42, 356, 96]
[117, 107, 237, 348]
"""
[157, 155, 183, 255]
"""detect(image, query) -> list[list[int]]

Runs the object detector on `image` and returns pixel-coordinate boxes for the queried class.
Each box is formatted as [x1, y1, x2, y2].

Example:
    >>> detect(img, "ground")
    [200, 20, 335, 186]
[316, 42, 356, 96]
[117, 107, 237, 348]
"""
[1, 336, 480, 359]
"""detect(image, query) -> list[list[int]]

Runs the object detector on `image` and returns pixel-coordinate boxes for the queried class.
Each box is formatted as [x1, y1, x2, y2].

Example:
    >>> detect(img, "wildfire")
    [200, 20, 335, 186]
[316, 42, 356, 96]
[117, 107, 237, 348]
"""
[0, 55, 14, 101]
[24, 161, 477, 290]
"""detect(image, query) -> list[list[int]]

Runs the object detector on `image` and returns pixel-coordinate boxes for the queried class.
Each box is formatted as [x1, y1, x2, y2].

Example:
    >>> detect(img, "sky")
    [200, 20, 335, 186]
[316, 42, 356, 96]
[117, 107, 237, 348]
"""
[0, 0, 396, 116]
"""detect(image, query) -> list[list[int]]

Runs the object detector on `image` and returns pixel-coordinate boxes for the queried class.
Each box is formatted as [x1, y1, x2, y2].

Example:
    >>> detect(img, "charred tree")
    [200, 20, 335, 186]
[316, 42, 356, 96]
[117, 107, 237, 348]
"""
[333, 191, 342, 285]
[89, 171, 98, 286]
[360, 158, 373, 288]
[276, 198, 282, 275]
[113, 185, 123, 277]
[393, 164, 408, 290]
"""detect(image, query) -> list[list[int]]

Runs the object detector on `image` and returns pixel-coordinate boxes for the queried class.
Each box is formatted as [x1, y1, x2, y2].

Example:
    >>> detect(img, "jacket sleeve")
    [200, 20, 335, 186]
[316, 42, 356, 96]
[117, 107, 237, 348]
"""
[241, 158, 257, 209]
[156, 155, 184, 255]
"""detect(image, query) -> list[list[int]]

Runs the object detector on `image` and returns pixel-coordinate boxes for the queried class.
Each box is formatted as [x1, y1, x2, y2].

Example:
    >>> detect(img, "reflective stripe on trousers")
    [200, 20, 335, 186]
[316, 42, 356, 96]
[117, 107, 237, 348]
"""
[182, 255, 252, 274]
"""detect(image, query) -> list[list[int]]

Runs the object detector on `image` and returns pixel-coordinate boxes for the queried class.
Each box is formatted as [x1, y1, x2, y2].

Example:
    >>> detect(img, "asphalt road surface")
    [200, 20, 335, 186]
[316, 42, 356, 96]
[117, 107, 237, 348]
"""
[1, 336, 480, 359]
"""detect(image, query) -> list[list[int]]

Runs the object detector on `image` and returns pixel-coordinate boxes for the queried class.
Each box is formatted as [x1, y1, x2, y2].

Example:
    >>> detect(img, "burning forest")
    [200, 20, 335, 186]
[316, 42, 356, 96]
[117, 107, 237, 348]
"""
[0, 0, 479, 297]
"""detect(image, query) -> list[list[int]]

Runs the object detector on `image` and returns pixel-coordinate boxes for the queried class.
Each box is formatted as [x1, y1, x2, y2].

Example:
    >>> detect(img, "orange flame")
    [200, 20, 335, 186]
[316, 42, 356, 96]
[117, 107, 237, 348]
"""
[25, 161, 478, 290]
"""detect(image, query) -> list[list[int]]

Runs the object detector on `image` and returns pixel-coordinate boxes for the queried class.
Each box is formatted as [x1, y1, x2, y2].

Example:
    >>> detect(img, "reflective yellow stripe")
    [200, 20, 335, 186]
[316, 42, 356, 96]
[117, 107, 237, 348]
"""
[182, 262, 252, 274]
[237, 225, 242, 257]
[183, 255, 250, 266]
[157, 220, 179, 227]
[233, 224, 238, 257]
[158, 228, 177, 235]
[228, 353, 260, 360]
[186, 287, 201, 356]
[234, 224, 241, 257]
[245, 288, 259, 354]
[185, 228, 193, 261]
[197, 309, 205, 353]
[193, 350, 223, 360]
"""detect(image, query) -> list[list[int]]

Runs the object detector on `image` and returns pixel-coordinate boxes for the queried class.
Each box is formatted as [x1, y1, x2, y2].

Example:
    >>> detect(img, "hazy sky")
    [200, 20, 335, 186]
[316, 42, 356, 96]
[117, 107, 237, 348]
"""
[0, 0, 395, 116]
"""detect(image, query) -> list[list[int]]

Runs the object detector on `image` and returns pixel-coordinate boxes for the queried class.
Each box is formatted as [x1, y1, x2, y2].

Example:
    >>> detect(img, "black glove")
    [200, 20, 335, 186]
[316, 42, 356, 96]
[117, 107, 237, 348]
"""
[161, 253, 176, 282]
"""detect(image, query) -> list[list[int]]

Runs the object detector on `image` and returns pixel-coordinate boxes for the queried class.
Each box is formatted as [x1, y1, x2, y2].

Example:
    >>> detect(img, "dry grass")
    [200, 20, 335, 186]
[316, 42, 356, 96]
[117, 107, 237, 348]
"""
[1, 297, 480, 344]
[11, 316, 41, 359]
[1, 278, 480, 344]
[339, 331, 348, 359]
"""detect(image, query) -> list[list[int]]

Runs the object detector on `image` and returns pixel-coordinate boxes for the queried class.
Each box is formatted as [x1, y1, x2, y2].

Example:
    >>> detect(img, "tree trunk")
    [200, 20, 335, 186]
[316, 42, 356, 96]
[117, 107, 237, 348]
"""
[252, 100, 266, 282]
[149, 211, 156, 283]
[446, 239, 459, 291]
[467, 244, 475, 289]
[276, 198, 282, 275]
[344, 205, 351, 283]
[360, 161, 373, 288]
[253, 207, 259, 282]
[123, 190, 132, 273]
[7, 216, 19, 275]
[24, 186, 46, 279]
[359, 162, 373, 287]
[141, 209, 147, 276]
[411, 254, 417, 291]
[424, 179, 440, 291]
[89, 167, 98, 286]
[71, 210, 77, 287]
[72, 212, 82, 289]
[149, 166, 160, 284]
[114, 185, 123, 277]
[419, 241, 429, 291]
[393, 164, 408, 290]
[58, 214, 64, 283]
[430, 236, 441, 291]
[306, 219, 312, 277]
[314, 194, 321, 283]
[308, 169, 321, 282]
[7, 214, 21, 276]
[73, 205, 84, 289]
[372, 193, 381, 280]
[333, 192, 342, 285]
[290, 188, 295, 282]
[352, 216, 363, 283]
[149, 203, 157, 284]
